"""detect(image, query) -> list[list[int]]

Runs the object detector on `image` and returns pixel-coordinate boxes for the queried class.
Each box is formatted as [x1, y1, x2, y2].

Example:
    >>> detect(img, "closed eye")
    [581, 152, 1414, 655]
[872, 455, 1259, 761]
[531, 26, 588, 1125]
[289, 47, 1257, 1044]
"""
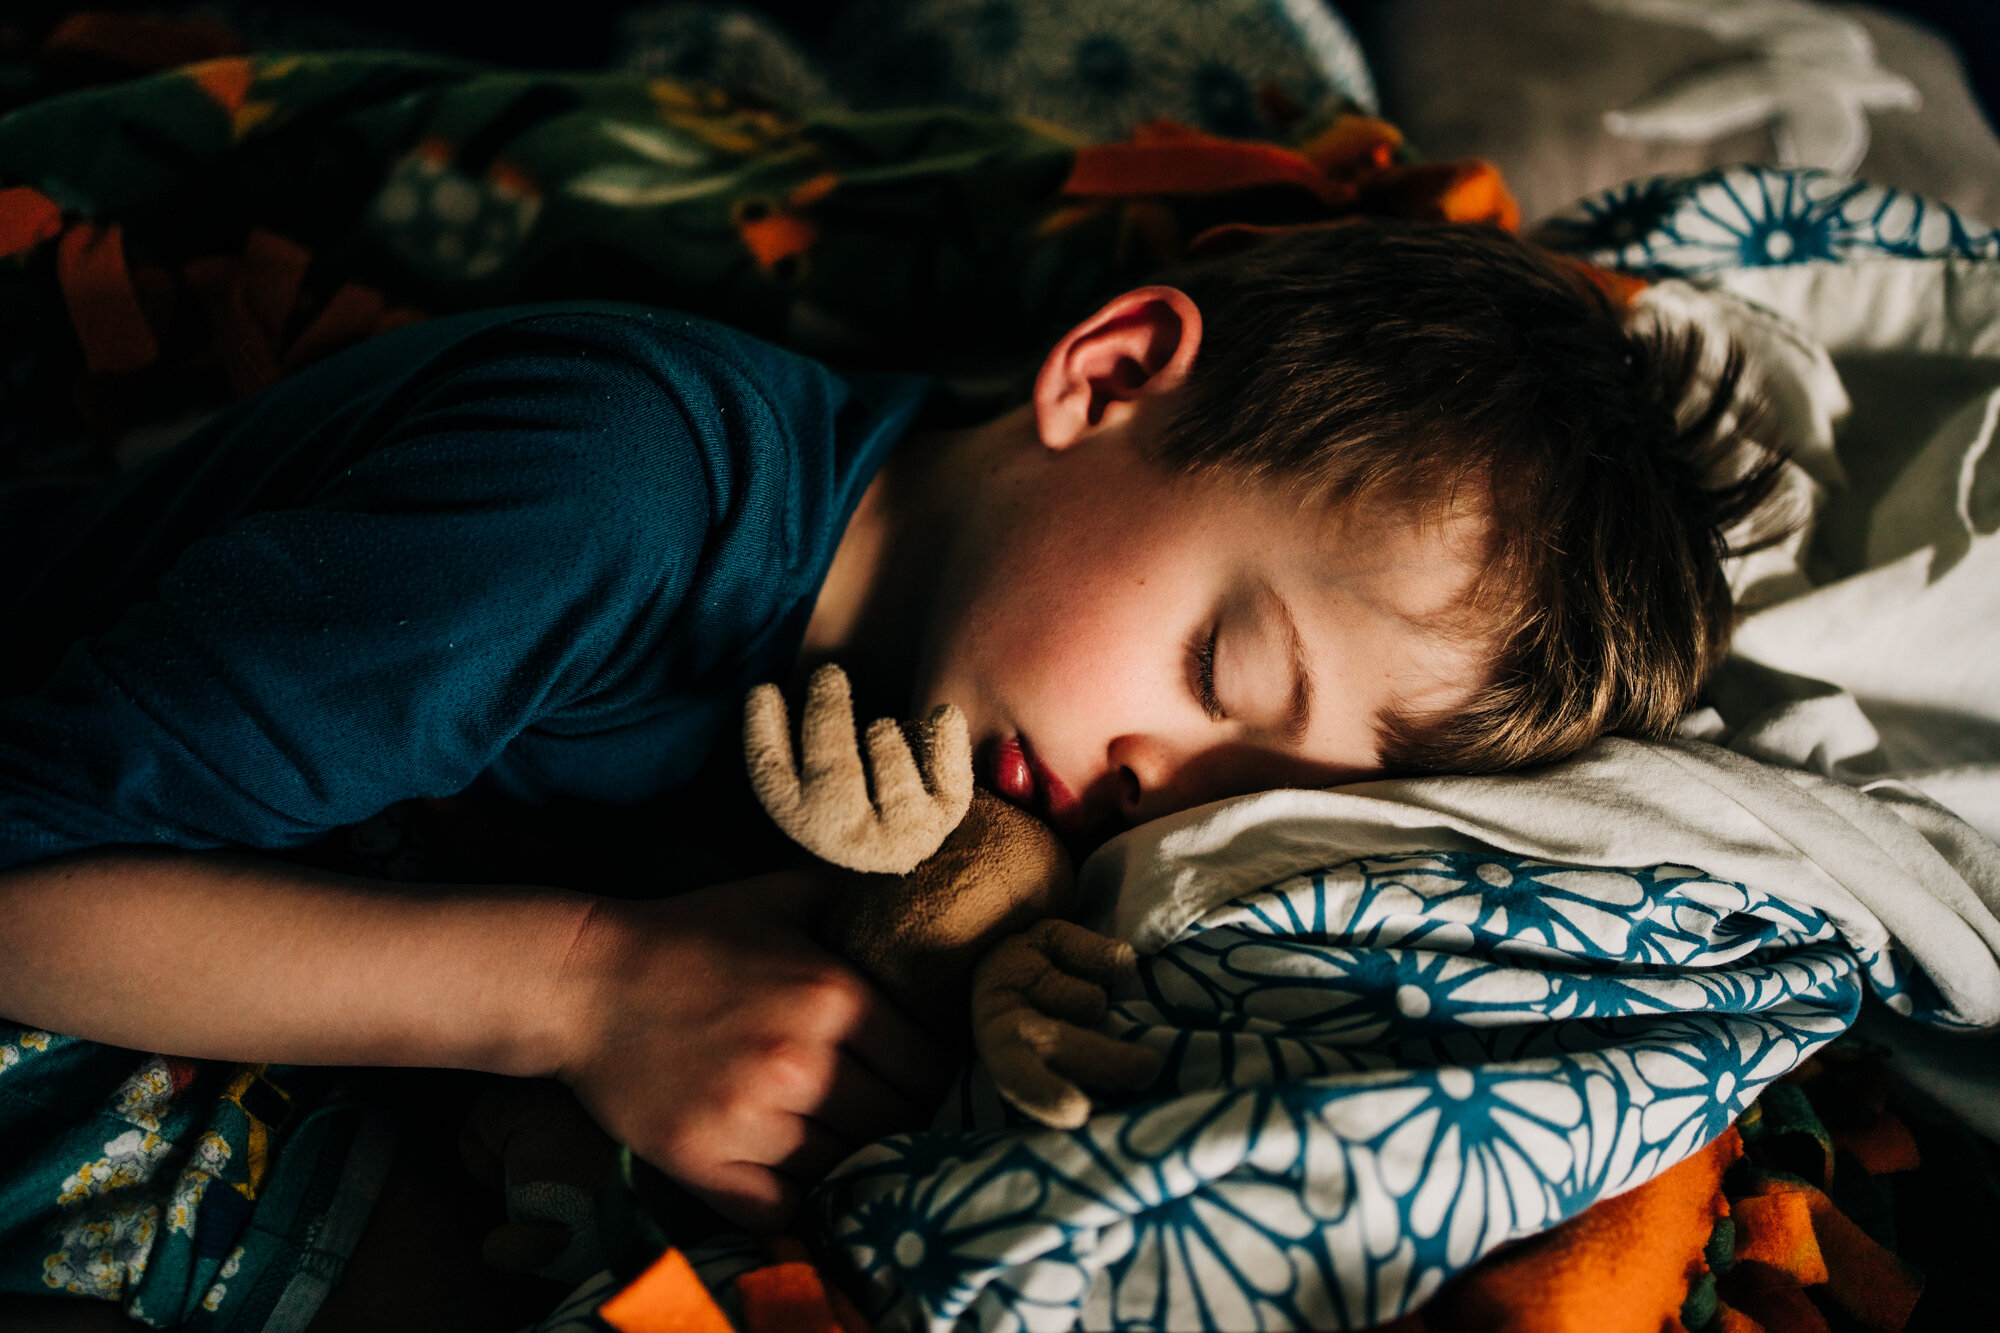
[1189, 625, 1226, 721]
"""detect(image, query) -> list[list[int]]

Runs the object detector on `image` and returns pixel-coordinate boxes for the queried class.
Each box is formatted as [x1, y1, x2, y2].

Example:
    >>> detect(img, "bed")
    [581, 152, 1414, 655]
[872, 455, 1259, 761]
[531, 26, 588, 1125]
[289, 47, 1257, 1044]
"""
[2, 3, 1997, 1330]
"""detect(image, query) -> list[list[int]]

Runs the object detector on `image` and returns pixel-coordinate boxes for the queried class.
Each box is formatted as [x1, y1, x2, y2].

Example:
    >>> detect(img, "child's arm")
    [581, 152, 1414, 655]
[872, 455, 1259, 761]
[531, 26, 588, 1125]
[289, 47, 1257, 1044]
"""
[0, 847, 946, 1230]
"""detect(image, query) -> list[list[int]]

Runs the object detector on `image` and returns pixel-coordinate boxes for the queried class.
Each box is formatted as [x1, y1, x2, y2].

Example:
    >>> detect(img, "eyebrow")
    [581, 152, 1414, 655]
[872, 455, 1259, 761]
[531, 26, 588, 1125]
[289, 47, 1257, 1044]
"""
[1267, 584, 1315, 747]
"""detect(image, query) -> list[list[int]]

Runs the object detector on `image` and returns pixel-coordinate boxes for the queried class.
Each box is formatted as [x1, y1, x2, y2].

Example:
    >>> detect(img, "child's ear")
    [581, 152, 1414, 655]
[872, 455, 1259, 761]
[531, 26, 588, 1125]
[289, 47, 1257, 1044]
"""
[1032, 286, 1203, 451]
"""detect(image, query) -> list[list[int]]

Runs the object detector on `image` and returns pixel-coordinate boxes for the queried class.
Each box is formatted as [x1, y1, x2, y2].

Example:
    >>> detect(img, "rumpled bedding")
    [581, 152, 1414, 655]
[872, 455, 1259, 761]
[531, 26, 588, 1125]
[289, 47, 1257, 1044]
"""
[1553, 166, 2000, 1144]
[788, 740, 1998, 1332]
[0, 48, 1484, 489]
[5, 34, 2000, 1333]
[715, 170, 2000, 1332]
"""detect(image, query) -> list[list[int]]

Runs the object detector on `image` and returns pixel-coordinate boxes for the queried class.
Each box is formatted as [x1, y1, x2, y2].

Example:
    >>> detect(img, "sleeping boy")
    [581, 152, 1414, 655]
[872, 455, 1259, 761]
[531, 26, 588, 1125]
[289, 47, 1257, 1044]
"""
[0, 219, 1779, 1331]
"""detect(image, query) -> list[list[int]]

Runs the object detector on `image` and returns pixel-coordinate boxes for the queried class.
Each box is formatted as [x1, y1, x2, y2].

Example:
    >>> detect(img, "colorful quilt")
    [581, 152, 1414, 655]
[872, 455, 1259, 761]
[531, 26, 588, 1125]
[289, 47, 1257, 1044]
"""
[0, 48, 1505, 485]
[0, 1041, 394, 1332]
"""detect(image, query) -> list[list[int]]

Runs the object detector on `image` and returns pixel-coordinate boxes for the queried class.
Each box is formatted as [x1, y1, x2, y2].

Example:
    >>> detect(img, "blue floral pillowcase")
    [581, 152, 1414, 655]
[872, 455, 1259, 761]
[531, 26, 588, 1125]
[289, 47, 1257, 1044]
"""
[1539, 165, 2000, 279]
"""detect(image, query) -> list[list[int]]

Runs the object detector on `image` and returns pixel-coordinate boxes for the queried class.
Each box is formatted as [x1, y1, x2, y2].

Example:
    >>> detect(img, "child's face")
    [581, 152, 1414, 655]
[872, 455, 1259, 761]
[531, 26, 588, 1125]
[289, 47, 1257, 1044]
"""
[913, 423, 1496, 837]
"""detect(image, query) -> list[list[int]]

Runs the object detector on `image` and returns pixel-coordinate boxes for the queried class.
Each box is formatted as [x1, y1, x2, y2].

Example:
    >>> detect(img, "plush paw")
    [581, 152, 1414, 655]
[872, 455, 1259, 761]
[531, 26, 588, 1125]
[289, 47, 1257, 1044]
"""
[744, 664, 972, 875]
[971, 919, 1163, 1129]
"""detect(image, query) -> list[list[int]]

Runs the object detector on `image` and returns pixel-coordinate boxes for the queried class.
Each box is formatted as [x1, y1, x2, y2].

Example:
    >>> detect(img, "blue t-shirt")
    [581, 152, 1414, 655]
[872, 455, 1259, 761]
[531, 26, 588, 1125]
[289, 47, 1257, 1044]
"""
[0, 304, 928, 871]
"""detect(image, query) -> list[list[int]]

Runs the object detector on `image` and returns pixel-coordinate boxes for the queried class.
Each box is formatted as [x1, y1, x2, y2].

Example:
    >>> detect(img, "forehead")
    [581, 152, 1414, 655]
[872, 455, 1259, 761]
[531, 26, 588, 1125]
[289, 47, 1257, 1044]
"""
[1246, 481, 1502, 731]
[1202, 472, 1495, 614]
[1315, 494, 1498, 627]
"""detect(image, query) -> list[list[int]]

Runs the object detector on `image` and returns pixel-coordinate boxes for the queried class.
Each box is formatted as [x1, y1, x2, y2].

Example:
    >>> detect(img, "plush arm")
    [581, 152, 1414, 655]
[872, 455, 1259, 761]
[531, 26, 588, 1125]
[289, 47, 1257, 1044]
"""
[972, 920, 1163, 1128]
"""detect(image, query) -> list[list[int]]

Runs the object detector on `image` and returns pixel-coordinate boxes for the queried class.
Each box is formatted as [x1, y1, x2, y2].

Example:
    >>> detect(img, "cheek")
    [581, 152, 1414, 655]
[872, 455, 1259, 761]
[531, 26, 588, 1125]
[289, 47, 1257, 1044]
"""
[924, 523, 1179, 712]
[977, 562, 1155, 692]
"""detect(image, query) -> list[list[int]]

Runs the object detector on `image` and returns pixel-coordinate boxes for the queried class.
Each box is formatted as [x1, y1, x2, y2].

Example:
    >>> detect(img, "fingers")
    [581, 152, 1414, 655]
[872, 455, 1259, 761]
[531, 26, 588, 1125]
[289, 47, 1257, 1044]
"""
[974, 935, 1108, 1026]
[864, 717, 937, 835]
[771, 1115, 862, 1184]
[687, 1160, 804, 1235]
[1018, 961, 1111, 1026]
[977, 1004, 1164, 1129]
[750, 665, 882, 869]
[574, 877, 953, 1240]
[1044, 1025, 1163, 1090]
[743, 682, 802, 817]
[634, 1097, 857, 1234]
[971, 922, 1161, 1128]
[745, 665, 978, 875]
[841, 983, 958, 1108]
[972, 923, 1135, 1028]
[981, 1009, 1095, 1129]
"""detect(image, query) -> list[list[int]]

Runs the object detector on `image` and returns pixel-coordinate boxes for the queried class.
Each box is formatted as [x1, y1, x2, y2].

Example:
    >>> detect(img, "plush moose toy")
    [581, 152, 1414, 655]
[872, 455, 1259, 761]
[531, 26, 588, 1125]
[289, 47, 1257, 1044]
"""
[463, 665, 1160, 1278]
[743, 663, 1162, 1126]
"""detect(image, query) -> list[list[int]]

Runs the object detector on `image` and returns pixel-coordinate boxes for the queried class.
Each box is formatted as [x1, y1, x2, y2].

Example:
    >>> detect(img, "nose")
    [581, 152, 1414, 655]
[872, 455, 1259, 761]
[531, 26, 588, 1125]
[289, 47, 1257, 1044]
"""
[1108, 734, 1336, 826]
[1107, 734, 1181, 825]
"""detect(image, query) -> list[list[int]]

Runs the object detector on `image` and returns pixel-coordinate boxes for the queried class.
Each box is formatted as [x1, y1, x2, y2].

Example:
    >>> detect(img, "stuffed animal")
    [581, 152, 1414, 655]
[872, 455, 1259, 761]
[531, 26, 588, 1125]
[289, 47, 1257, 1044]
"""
[464, 664, 1160, 1276]
[744, 663, 1162, 1126]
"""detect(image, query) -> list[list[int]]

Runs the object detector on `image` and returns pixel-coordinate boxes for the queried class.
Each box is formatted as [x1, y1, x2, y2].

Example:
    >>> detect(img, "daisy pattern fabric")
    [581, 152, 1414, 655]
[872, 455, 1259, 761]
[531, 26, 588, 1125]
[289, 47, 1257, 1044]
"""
[803, 848, 1942, 1332]
[1539, 163, 2000, 277]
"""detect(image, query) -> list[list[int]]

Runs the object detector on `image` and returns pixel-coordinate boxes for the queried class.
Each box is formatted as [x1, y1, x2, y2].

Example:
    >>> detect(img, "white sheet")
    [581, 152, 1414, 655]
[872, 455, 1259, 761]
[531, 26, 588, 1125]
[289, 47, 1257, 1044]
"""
[1082, 738, 2000, 1016]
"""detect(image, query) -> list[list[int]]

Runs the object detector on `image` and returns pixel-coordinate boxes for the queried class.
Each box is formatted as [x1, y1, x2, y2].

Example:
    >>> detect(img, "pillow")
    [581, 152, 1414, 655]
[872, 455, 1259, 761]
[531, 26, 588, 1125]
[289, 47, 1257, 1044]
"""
[1374, 0, 2000, 225]
[820, 0, 1378, 142]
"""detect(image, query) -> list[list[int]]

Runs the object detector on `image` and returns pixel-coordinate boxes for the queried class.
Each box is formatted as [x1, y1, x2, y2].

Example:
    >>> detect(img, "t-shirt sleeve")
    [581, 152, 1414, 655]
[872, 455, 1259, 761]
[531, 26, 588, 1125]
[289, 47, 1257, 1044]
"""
[0, 322, 715, 871]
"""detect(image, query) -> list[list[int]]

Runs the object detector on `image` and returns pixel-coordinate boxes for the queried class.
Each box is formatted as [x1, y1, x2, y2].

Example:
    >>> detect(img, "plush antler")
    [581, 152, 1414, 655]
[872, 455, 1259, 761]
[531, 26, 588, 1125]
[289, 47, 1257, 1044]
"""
[743, 664, 972, 875]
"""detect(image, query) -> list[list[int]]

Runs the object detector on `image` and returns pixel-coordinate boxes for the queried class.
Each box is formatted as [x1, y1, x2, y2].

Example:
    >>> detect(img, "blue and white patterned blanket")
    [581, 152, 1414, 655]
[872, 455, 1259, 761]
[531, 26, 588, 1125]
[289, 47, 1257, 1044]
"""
[807, 848, 1902, 1331]
[1539, 163, 2000, 278]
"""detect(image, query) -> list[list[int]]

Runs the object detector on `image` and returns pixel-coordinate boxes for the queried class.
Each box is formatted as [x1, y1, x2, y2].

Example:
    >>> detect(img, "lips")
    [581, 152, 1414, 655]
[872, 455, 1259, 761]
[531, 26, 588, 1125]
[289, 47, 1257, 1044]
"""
[994, 736, 1034, 803]
[990, 735, 1082, 828]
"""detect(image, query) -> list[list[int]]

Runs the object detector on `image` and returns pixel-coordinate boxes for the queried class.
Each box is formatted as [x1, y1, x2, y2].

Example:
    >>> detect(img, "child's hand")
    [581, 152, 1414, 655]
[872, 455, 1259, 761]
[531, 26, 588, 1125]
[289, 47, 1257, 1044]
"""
[553, 870, 951, 1232]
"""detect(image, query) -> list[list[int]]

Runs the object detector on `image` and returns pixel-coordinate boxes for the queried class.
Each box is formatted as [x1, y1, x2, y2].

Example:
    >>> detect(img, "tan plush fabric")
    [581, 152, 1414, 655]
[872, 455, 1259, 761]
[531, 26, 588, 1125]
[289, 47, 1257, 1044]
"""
[971, 919, 1162, 1129]
[821, 790, 1076, 1033]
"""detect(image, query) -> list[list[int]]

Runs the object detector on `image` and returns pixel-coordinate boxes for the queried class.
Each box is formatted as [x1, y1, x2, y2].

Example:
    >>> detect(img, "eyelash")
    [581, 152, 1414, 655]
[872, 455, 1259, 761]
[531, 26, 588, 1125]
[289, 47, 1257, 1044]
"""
[1190, 626, 1225, 721]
